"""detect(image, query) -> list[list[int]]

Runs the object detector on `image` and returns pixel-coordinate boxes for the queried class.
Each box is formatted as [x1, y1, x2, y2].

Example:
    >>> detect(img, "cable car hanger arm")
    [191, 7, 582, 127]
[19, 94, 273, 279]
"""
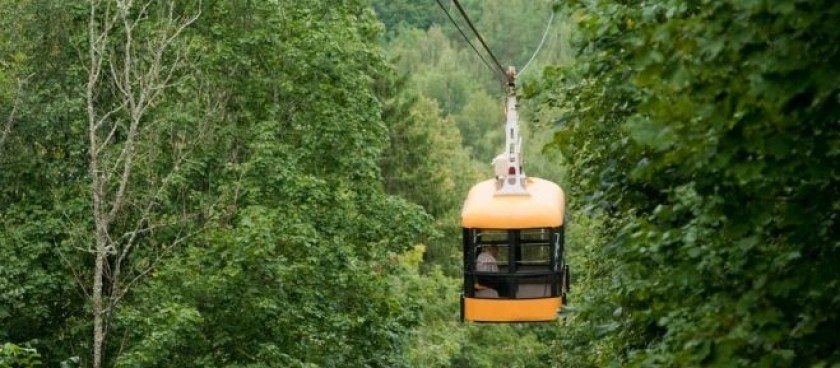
[493, 67, 528, 196]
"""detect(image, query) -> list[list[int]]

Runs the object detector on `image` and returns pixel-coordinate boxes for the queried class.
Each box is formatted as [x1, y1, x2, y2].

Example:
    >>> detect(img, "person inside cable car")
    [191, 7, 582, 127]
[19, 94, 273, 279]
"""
[475, 245, 510, 297]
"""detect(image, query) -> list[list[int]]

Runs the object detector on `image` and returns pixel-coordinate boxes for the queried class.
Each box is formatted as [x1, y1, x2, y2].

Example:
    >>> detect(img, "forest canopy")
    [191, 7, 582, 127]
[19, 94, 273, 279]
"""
[532, 0, 840, 366]
[1, 0, 838, 367]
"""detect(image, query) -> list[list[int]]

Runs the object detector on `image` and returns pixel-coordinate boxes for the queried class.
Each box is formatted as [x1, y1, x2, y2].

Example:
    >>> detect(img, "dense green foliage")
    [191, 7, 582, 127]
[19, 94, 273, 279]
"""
[2, 0, 572, 365]
[0, 343, 42, 368]
[7, 0, 833, 366]
[1, 1, 433, 366]
[534, 0, 840, 366]
[372, 1, 437, 40]
[1, 0, 568, 365]
[1, 1, 90, 363]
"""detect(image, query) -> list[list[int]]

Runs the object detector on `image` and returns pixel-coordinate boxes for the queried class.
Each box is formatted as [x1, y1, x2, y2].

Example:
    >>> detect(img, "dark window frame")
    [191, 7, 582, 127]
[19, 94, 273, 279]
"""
[462, 227, 565, 299]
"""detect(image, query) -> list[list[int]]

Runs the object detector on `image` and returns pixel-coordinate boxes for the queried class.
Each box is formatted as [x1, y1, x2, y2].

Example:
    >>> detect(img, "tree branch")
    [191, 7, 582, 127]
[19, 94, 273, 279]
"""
[110, 226, 205, 307]
[54, 241, 91, 299]
[0, 74, 34, 155]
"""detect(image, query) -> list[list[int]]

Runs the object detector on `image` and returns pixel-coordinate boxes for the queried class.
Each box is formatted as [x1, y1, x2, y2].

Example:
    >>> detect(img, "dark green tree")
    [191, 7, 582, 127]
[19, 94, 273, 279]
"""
[1, 1, 91, 364]
[372, 0, 437, 40]
[535, 0, 840, 366]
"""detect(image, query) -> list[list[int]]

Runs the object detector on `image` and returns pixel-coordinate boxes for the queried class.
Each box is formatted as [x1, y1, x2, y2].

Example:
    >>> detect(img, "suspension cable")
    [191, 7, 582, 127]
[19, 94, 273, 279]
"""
[519, 10, 555, 76]
[450, 0, 507, 77]
[434, 0, 498, 77]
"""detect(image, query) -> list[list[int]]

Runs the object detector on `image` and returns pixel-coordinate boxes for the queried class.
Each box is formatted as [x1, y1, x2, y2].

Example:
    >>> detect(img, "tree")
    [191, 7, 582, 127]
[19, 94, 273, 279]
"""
[372, 0, 437, 40]
[535, 0, 840, 365]
[377, 71, 482, 274]
[82, 1, 200, 367]
[107, 1, 435, 366]
[0, 1, 92, 364]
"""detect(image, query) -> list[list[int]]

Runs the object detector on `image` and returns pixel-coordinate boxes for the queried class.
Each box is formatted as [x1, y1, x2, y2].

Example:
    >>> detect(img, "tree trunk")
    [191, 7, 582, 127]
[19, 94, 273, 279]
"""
[92, 242, 106, 368]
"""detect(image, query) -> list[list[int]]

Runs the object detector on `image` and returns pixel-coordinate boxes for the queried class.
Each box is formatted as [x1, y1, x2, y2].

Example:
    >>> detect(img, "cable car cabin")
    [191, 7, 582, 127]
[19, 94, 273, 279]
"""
[460, 177, 570, 323]
[458, 66, 568, 322]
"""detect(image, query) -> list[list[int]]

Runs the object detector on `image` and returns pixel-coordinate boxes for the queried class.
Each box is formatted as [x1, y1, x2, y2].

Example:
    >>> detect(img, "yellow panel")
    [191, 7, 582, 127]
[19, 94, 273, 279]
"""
[464, 297, 562, 322]
[461, 178, 565, 229]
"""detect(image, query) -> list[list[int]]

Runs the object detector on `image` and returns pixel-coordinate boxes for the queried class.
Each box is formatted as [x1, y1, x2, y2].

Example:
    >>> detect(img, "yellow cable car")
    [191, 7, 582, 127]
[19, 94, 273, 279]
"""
[460, 68, 570, 323]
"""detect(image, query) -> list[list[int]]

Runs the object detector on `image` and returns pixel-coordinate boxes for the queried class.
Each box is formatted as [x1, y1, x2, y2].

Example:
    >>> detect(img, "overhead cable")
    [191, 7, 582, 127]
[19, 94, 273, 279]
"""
[435, 0, 499, 77]
[519, 10, 555, 76]
[450, 0, 507, 77]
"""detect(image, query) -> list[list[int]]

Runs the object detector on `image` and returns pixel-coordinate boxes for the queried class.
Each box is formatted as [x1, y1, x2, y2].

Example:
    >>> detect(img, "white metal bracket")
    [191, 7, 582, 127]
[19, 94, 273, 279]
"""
[494, 67, 529, 196]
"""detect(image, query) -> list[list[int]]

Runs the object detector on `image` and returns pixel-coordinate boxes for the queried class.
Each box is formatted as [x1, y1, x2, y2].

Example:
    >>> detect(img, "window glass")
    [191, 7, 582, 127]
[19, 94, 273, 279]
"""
[474, 230, 508, 271]
[519, 228, 551, 270]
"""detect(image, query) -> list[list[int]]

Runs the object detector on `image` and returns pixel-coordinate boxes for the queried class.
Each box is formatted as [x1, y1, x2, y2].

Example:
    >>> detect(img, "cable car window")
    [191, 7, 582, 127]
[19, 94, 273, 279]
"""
[473, 230, 509, 272]
[518, 229, 551, 271]
[465, 227, 564, 301]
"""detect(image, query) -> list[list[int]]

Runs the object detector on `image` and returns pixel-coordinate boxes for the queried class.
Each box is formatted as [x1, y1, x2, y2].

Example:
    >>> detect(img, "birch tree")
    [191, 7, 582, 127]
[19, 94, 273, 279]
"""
[84, 1, 199, 367]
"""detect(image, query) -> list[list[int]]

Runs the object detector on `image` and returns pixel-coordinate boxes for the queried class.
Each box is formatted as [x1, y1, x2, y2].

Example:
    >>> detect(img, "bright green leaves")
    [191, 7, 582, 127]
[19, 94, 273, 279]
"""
[114, 303, 206, 368]
[102, 1, 435, 366]
[0, 343, 42, 368]
[118, 200, 426, 367]
[1, 0, 436, 366]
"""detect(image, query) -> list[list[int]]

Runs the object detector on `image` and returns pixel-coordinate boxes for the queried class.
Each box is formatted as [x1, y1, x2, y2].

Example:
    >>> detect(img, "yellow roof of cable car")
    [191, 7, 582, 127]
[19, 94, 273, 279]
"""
[461, 178, 565, 229]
